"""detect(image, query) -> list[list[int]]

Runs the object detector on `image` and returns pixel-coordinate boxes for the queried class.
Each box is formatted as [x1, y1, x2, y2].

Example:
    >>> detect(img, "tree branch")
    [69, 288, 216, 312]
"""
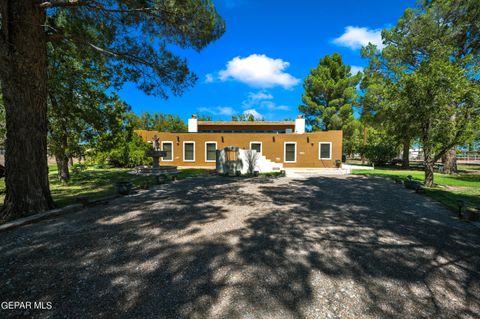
[43, 24, 170, 81]
[38, 1, 87, 9]
[433, 121, 468, 163]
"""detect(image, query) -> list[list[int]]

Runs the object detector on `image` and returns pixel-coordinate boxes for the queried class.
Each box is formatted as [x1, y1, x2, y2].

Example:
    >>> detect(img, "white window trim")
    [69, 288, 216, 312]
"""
[319, 142, 332, 160]
[284, 142, 297, 163]
[205, 141, 217, 162]
[249, 141, 262, 154]
[161, 141, 174, 162]
[183, 141, 195, 162]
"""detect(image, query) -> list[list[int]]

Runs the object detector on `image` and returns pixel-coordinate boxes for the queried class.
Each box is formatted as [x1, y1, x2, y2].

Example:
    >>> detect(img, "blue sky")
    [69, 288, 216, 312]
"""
[119, 0, 416, 121]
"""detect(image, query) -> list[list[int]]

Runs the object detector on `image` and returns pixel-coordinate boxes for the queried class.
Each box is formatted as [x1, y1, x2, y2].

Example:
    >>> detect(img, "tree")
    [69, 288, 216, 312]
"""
[0, 0, 225, 221]
[92, 131, 151, 168]
[47, 34, 119, 182]
[231, 113, 261, 121]
[197, 114, 213, 121]
[299, 53, 362, 155]
[0, 94, 4, 148]
[422, 0, 480, 174]
[362, 0, 480, 186]
[360, 47, 420, 169]
[342, 119, 363, 158]
[129, 112, 187, 132]
[361, 127, 400, 166]
[89, 107, 151, 168]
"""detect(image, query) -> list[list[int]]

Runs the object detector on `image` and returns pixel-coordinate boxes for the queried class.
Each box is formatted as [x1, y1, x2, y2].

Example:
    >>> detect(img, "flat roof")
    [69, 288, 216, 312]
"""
[198, 121, 295, 126]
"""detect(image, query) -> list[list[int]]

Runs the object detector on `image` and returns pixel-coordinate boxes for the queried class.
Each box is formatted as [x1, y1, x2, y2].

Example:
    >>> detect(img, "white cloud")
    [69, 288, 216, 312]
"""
[198, 106, 235, 116]
[243, 109, 263, 119]
[204, 73, 214, 83]
[241, 91, 290, 111]
[260, 101, 290, 111]
[333, 26, 384, 50]
[242, 91, 272, 108]
[248, 91, 273, 100]
[218, 54, 300, 89]
[350, 65, 364, 75]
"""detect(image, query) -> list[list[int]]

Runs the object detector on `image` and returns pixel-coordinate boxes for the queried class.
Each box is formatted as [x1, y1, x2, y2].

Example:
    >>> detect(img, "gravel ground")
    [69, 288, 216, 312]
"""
[1, 175, 479, 319]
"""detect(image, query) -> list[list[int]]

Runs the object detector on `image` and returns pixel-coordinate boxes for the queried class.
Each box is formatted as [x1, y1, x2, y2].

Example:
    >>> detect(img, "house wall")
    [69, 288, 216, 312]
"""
[135, 130, 343, 168]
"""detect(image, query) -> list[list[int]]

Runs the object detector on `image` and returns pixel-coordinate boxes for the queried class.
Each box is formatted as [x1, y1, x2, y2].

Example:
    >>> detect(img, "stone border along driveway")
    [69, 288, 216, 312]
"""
[0, 175, 479, 318]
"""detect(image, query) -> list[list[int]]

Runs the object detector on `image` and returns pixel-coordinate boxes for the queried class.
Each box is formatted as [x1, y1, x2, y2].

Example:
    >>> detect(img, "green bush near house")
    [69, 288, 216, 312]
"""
[360, 129, 400, 166]
[90, 133, 151, 168]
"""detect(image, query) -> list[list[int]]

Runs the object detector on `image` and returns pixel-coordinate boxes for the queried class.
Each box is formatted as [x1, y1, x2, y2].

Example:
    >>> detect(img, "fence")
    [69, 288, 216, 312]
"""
[457, 151, 480, 163]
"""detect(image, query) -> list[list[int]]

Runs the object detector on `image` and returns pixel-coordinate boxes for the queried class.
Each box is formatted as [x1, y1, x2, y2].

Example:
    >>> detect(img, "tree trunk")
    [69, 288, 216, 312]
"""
[0, 0, 54, 221]
[402, 138, 410, 169]
[423, 143, 434, 187]
[361, 126, 367, 164]
[55, 154, 70, 183]
[442, 147, 457, 174]
[424, 160, 434, 187]
[48, 94, 70, 182]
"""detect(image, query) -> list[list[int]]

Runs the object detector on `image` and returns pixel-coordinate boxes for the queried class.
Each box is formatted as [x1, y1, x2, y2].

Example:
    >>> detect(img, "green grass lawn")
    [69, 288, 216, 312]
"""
[352, 165, 480, 213]
[0, 166, 212, 208]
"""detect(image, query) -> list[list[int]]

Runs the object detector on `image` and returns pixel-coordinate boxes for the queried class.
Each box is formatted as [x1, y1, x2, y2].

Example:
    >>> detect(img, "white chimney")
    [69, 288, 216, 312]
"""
[295, 115, 305, 134]
[188, 114, 198, 133]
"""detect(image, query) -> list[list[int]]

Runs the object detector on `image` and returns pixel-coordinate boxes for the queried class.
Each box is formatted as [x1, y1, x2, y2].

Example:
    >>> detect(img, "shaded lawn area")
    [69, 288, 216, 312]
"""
[0, 166, 212, 208]
[352, 165, 480, 213]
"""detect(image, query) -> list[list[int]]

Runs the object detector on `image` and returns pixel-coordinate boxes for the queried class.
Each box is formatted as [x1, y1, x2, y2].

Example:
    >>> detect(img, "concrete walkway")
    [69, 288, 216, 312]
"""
[0, 175, 479, 318]
[284, 168, 350, 178]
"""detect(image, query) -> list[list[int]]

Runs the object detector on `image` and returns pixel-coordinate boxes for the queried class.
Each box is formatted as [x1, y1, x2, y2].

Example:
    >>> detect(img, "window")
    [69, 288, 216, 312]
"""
[205, 142, 217, 162]
[319, 142, 332, 160]
[284, 142, 296, 163]
[161, 142, 173, 161]
[250, 142, 262, 154]
[183, 142, 195, 162]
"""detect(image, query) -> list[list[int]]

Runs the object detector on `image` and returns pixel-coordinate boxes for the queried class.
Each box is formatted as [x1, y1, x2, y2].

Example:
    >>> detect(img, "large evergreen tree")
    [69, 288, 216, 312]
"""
[299, 53, 362, 154]
[0, 0, 225, 221]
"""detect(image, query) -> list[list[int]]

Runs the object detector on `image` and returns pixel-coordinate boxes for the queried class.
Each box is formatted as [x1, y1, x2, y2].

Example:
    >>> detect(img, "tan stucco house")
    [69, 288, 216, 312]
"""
[135, 115, 342, 169]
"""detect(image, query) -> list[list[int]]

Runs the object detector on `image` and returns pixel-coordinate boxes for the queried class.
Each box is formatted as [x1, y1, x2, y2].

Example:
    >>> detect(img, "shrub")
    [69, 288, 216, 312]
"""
[92, 133, 151, 168]
[361, 129, 399, 166]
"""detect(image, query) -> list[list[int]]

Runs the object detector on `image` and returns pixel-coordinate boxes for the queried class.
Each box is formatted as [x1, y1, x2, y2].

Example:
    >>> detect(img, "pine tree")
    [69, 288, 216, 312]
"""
[0, 0, 225, 221]
[299, 53, 362, 154]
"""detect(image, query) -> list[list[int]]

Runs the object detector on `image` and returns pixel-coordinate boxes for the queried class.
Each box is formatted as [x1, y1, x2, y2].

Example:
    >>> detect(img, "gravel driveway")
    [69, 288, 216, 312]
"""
[1, 175, 479, 318]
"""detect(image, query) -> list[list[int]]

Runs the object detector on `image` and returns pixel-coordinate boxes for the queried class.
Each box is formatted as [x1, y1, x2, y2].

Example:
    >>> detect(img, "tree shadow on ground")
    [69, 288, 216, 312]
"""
[0, 175, 479, 318]
[251, 176, 480, 318]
